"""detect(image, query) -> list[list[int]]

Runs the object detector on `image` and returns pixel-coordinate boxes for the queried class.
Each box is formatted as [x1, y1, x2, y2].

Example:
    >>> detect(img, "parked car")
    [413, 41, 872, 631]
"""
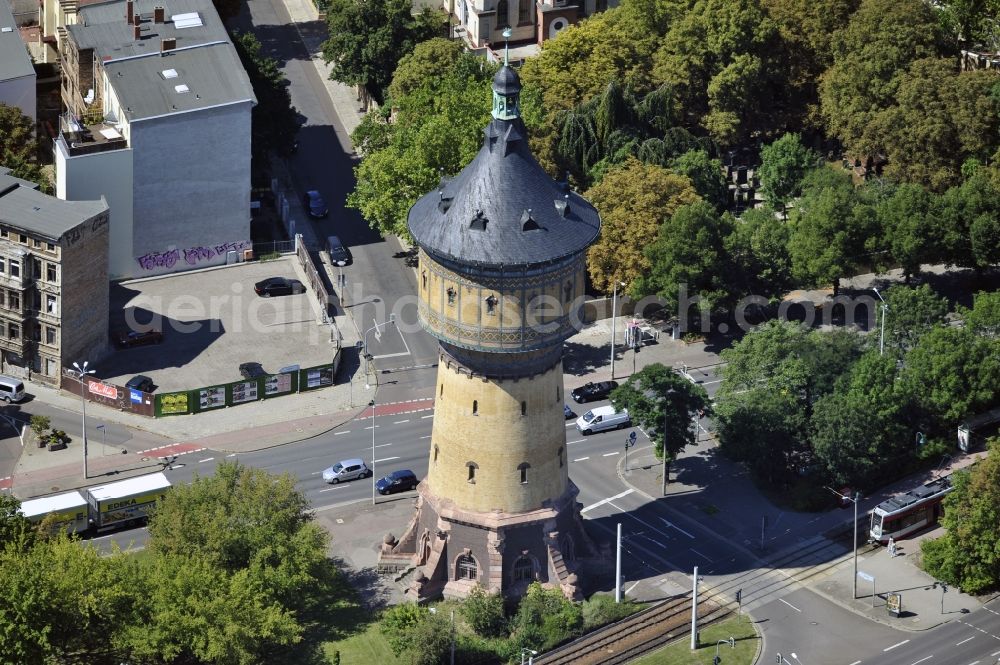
[303, 190, 328, 218]
[125, 375, 155, 393]
[115, 329, 163, 348]
[239, 362, 266, 379]
[326, 235, 352, 266]
[570, 381, 619, 403]
[322, 458, 371, 484]
[575, 406, 631, 435]
[564, 404, 576, 420]
[376, 469, 419, 495]
[254, 277, 304, 297]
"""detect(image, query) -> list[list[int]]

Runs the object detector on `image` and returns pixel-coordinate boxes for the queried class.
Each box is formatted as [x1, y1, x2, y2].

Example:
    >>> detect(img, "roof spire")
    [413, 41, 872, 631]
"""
[503, 27, 511, 67]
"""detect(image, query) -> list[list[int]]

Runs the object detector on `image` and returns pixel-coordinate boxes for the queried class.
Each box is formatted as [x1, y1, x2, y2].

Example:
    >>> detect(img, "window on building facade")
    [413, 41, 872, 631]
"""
[485, 294, 497, 314]
[517, 0, 531, 24]
[31, 258, 41, 278]
[45, 327, 56, 345]
[46, 243, 55, 251]
[457, 554, 478, 580]
[46, 264, 57, 283]
[518, 462, 530, 484]
[447, 287, 456, 304]
[467, 461, 478, 482]
[8, 323, 19, 340]
[8, 260, 19, 278]
[45, 358, 56, 376]
[0, 229, 7, 238]
[0, 258, 4, 274]
[9, 292, 20, 311]
[496, 0, 508, 26]
[46, 295, 56, 315]
[32, 239, 41, 249]
[18, 234, 26, 244]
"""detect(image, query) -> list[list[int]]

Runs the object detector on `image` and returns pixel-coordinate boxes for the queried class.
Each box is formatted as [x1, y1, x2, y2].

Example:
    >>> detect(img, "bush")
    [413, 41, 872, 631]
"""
[379, 603, 424, 656]
[407, 611, 451, 665]
[462, 586, 506, 637]
[581, 593, 640, 630]
[510, 582, 583, 650]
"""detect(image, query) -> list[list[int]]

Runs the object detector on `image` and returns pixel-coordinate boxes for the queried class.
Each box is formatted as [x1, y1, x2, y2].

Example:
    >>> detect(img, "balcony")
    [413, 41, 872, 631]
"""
[58, 113, 128, 157]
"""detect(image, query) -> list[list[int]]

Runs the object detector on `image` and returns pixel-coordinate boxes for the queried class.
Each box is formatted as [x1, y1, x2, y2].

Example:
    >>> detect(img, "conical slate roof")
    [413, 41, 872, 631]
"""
[408, 68, 601, 268]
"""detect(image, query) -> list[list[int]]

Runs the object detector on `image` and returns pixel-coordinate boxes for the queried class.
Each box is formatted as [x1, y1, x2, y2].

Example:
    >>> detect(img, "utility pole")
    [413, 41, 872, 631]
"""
[615, 522, 622, 603]
[370, 400, 377, 505]
[661, 408, 669, 496]
[610, 282, 620, 380]
[690, 566, 699, 649]
[827, 487, 861, 599]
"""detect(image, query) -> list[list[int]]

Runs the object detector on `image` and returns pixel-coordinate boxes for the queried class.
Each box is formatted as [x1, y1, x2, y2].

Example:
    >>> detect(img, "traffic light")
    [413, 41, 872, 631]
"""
[735, 588, 742, 604]
[714, 658, 720, 665]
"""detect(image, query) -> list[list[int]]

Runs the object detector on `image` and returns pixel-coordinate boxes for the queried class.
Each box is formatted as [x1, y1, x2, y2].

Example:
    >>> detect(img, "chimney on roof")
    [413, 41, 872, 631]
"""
[126, 0, 134, 24]
[154, 6, 164, 23]
[133, 23, 141, 39]
[160, 36, 176, 53]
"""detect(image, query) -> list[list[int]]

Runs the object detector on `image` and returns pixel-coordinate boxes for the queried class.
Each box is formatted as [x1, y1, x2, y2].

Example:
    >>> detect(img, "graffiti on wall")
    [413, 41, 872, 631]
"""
[136, 240, 251, 272]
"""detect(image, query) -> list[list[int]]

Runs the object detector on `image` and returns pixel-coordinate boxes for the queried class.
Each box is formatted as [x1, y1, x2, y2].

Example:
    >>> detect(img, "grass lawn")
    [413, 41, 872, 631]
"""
[627, 614, 760, 665]
[323, 620, 403, 665]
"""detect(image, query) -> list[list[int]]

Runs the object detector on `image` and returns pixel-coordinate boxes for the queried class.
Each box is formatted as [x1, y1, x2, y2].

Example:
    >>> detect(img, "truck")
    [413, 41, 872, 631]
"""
[19, 472, 173, 536]
[85, 472, 171, 530]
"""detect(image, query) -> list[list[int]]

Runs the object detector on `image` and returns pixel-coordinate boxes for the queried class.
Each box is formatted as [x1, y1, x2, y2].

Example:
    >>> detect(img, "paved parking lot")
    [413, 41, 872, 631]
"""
[102, 257, 338, 392]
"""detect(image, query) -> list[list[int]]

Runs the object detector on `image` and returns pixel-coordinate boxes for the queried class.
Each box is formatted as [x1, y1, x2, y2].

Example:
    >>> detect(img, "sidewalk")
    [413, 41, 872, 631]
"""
[618, 432, 988, 632]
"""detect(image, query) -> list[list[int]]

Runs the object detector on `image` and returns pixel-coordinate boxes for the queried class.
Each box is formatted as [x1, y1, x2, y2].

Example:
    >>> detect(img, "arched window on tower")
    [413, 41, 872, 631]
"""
[513, 555, 533, 582]
[434, 445, 439, 463]
[485, 294, 498, 315]
[472, 399, 478, 415]
[467, 461, 478, 483]
[447, 287, 456, 305]
[496, 0, 508, 27]
[521, 401, 526, 416]
[558, 447, 564, 468]
[457, 553, 478, 580]
[518, 462, 530, 484]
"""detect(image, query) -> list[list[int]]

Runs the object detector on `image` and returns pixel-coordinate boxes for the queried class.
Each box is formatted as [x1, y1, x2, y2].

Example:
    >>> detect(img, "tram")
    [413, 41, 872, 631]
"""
[869, 475, 953, 543]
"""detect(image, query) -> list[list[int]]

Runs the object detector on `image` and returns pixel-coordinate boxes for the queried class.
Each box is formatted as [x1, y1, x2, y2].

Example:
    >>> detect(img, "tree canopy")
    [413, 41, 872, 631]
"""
[232, 32, 300, 167]
[0, 103, 47, 191]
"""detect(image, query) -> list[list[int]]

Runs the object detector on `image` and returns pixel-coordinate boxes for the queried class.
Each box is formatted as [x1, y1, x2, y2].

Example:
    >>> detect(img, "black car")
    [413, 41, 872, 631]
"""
[303, 190, 328, 218]
[115, 329, 163, 348]
[125, 375, 155, 393]
[239, 362, 267, 379]
[375, 469, 419, 495]
[564, 404, 576, 420]
[570, 381, 619, 403]
[254, 277, 304, 298]
[326, 235, 352, 267]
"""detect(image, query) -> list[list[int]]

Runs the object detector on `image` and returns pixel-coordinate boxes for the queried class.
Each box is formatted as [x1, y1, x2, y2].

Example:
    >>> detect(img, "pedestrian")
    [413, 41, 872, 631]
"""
[888, 537, 897, 557]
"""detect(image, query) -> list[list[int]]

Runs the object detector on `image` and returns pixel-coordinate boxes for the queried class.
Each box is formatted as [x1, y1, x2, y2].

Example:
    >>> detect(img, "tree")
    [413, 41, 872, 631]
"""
[610, 363, 711, 483]
[962, 290, 1000, 338]
[232, 31, 300, 166]
[388, 38, 465, 101]
[322, 0, 446, 102]
[787, 168, 875, 294]
[715, 388, 809, 485]
[758, 132, 817, 214]
[462, 586, 506, 637]
[670, 149, 729, 210]
[725, 205, 793, 302]
[0, 103, 47, 191]
[819, 0, 941, 162]
[875, 183, 941, 281]
[0, 493, 34, 551]
[901, 325, 1000, 427]
[509, 582, 583, 651]
[584, 158, 699, 293]
[937, 167, 1000, 274]
[879, 284, 949, 355]
[922, 439, 1000, 594]
[348, 51, 494, 238]
[380, 603, 426, 656]
[147, 461, 329, 611]
[634, 201, 735, 328]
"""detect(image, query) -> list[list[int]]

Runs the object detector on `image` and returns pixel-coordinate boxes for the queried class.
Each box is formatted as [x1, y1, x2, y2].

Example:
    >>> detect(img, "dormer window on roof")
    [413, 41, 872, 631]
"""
[174, 84, 190, 93]
[162, 68, 178, 79]
[520, 209, 540, 231]
[172, 12, 203, 28]
[470, 210, 488, 231]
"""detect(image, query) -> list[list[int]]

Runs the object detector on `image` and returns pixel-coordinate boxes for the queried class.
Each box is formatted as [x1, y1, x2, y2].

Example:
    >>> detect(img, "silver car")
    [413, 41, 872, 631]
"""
[322, 458, 371, 484]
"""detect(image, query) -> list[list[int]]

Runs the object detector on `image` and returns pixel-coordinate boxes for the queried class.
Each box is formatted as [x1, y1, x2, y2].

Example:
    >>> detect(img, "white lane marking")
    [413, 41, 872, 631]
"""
[660, 518, 695, 539]
[565, 423, 575, 428]
[226, 453, 237, 457]
[334, 431, 351, 436]
[603, 451, 620, 457]
[567, 439, 585, 445]
[422, 414, 434, 419]
[375, 443, 393, 448]
[625, 581, 640, 595]
[956, 637, 974, 646]
[581, 489, 634, 514]
[364, 426, 380, 430]
[908, 657, 933, 665]
[884, 640, 910, 651]
[993, 652, 1000, 658]
[690, 548, 711, 562]
[319, 486, 345, 493]
[848, 661, 862, 665]
[779, 598, 801, 612]
[373, 456, 400, 464]
[199, 457, 214, 463]
[419, 435, 431, 439]
[372, 351, 410, 359]
[966, 661, 979, 665]
[393, 420, 409, 424]
[573, 457, 590, 462]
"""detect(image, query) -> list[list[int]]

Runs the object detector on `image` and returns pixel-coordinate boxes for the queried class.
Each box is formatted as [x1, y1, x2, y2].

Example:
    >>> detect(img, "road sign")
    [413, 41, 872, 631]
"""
[625, 431, 637, 449]
[857, 571, 874, 582]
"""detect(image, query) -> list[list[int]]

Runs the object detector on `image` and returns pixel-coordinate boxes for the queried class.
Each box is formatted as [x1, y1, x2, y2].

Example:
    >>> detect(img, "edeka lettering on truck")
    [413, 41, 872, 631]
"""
[107, 498, 137, 511]
[96, 491, 167, 527]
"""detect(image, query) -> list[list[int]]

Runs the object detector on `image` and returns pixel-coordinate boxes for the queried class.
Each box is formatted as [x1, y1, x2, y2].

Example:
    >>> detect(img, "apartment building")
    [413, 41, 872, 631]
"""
[447, 0, 614, 52]
[0, 0, 36, 122]
[55, 0, 256, 279]
[0, 167, 109, 386]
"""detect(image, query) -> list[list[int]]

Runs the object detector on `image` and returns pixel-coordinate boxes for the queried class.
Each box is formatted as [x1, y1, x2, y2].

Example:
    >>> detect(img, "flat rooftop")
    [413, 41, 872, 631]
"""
[0, 168, 108, 239]
[0, 1, 34, 82]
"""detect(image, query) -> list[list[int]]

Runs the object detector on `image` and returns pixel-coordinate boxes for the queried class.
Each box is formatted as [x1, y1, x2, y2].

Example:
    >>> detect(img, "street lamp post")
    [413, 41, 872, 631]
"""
[827, 486, 861, 599]
[520, 648, 537, 665]
[71, 361, 96, 479]
[370, 400, 376, 505]
[713, 638, 735, 665]
[873, 288, 887, 356]
[610, 282, 624, 380]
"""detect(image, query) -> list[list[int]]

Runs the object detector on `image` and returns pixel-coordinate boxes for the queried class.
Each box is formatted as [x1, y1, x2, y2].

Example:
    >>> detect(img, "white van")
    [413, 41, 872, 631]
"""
[576, 405, 631, 435]
[0, 375, 26, 403]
